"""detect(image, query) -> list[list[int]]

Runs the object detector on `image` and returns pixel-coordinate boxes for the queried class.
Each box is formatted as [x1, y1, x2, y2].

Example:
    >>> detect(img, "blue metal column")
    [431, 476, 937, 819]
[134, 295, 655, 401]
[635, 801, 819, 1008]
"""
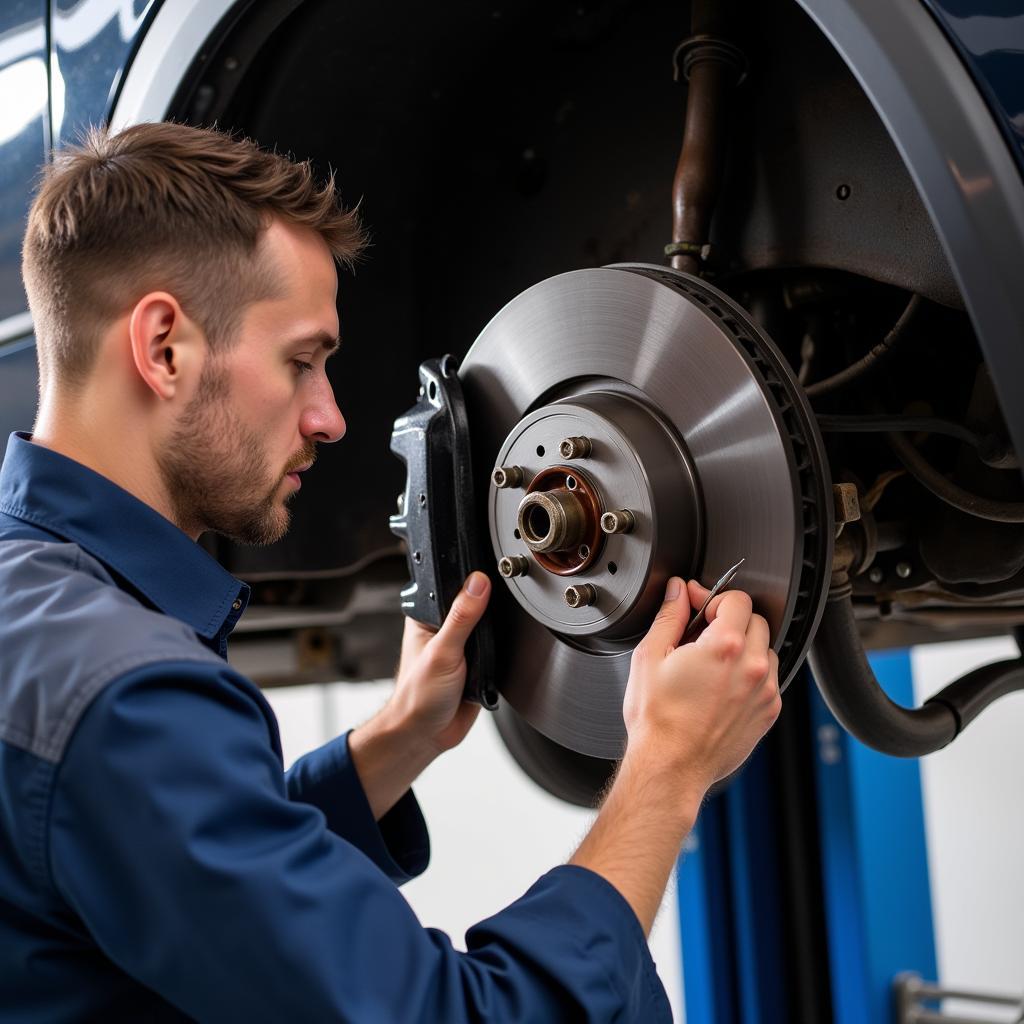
[676, 739, 788, 1024]
[809, 649, 937, 1024]
[676, 802, 735, 1024]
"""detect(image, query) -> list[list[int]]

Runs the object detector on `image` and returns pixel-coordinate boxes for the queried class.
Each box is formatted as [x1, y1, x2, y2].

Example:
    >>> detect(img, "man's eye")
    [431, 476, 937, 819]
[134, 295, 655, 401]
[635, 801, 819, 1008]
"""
[293, 360, 315, 375]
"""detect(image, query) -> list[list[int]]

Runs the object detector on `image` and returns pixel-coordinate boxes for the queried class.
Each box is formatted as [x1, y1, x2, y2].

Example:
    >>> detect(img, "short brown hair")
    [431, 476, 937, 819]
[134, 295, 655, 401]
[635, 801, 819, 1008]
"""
[22, 122, 366, 386]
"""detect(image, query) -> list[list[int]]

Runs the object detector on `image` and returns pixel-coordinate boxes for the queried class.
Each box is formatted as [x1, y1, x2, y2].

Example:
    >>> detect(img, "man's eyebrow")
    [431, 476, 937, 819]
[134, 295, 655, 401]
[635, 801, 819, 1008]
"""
[289, 331, 341, 354]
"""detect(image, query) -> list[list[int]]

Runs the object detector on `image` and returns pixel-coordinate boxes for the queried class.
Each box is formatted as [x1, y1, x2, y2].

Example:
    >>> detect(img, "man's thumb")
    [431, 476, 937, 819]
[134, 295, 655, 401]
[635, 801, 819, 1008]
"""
[436, 571, 490, 650]
[644, 577, 691, 650]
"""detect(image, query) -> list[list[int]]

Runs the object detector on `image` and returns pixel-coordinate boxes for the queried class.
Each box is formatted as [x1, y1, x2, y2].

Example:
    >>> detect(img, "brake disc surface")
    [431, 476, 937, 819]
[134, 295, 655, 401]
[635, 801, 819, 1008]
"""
[460, 265, 832, 758]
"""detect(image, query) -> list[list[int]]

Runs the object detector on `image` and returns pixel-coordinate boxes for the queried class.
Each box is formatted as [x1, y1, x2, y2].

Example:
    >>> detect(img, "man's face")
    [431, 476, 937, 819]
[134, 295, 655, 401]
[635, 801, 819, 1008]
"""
[158, 219, 345, 544]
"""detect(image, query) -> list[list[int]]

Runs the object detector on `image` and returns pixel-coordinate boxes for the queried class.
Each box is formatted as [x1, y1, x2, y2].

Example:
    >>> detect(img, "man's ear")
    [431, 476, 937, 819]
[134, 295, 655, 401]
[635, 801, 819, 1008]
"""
[128, 291, 203, 399]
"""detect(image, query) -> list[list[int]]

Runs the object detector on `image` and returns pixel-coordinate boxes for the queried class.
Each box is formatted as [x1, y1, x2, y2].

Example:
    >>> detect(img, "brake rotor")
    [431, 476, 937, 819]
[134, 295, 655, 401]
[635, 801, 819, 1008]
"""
[460, 264, 833, 758]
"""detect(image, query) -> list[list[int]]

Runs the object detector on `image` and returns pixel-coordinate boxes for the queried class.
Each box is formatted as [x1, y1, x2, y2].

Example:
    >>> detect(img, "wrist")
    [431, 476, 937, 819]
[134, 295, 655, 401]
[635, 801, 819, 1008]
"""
[385, 686, 452, 758]
[349, 702, 437, 790]
[573, 749, 703, 936]
[617, 742, 708, 826]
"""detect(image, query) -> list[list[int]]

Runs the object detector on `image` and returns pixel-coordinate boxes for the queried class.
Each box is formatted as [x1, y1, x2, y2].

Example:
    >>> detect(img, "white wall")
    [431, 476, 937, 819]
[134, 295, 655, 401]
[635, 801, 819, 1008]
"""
[911, 637, 1024, 1018]
[268, 680, 685, 1021]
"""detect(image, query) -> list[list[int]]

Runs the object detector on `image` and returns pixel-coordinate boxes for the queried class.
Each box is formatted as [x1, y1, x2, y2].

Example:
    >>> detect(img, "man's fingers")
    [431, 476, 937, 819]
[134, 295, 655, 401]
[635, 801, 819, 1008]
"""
[686, 579, 711, 611]
[744, 612, 770, 655]
[434, 571, 491, 652]
[685, 581, 745, 631]
[641, 577, 692, 652]
[697, 589, 754, 651]
[707, 589, 753, 629]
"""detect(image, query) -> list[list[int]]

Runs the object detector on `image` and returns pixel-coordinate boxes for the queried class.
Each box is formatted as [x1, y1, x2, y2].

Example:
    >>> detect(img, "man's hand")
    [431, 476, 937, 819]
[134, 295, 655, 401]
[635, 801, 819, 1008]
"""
[349, 571, 491, 820]
[572, 576, 780, 935]
[391, 570, 492, 755]
[622, 576, 781, 798]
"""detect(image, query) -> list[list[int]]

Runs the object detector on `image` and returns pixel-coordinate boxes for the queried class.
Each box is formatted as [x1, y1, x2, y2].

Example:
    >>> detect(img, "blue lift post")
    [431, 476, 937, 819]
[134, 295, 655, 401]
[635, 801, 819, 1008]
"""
[677, 650, 937, 1023]
[675, 714, 797, 1024]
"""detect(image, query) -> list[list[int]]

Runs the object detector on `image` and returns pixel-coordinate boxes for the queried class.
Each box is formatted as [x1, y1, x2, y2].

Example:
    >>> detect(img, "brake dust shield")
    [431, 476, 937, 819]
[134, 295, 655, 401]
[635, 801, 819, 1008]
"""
[459, 265, 832, 758]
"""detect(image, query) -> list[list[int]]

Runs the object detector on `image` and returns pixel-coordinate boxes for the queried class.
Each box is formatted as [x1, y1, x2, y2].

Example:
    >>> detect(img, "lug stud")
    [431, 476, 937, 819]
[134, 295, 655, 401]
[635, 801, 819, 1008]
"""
[493, 466, 525, 488]
[564, 583, 597, 608]
[601, 509, 636, 535]
[559, 436, 593, 460]
[498, 555, 530, 578]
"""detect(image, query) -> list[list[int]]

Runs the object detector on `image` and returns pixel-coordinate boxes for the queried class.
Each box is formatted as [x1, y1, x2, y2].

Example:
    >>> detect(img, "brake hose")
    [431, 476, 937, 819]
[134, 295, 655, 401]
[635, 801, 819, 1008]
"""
[805, 294, 922, 399]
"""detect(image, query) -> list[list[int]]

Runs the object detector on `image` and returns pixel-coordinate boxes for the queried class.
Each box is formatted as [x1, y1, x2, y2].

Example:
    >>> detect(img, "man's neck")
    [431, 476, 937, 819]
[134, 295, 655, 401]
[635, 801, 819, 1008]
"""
[33, 399, 185, 535]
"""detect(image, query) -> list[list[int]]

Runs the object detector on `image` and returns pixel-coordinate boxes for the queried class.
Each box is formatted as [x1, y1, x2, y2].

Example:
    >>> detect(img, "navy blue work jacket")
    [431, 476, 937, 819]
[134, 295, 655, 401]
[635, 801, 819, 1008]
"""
[0, 432, 670, 1022]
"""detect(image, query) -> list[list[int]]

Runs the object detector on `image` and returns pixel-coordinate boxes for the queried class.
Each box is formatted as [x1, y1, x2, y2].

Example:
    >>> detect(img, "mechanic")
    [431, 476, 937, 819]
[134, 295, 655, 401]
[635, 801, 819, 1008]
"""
[0, 122, 781, 1022]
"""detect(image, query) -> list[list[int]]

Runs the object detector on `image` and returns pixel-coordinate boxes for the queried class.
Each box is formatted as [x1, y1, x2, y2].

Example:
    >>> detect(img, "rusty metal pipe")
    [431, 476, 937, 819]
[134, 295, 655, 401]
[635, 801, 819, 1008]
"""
[669, 3, 746, 274]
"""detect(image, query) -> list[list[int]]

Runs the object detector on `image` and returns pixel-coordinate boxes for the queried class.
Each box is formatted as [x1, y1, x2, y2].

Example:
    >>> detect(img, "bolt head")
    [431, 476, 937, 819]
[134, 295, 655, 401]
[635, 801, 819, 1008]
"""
[558, 436, 593, 460]
[493, 466, 524, 489]
[564, 583, 597, 608]
[896, 562, 912, 579]
[868, 567, 884, 584]
[498, 555, 528, 578]
[601, 509, 636, 535]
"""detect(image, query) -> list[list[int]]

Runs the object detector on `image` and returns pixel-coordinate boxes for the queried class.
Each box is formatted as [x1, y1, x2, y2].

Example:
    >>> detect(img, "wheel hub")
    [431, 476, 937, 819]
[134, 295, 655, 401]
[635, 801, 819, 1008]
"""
[489, 391, 702, 639]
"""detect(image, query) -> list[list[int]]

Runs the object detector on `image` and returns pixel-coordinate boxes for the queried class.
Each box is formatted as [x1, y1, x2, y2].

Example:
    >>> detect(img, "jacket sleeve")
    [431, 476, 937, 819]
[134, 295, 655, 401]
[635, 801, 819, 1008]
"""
[48, 663, 672, 1023]
[285, 729, 430, 884]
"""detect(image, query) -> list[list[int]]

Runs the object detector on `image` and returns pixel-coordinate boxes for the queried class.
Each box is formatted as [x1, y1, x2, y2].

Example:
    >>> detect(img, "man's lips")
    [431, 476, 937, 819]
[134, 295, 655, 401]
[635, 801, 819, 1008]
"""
[285, 463, 313, 489]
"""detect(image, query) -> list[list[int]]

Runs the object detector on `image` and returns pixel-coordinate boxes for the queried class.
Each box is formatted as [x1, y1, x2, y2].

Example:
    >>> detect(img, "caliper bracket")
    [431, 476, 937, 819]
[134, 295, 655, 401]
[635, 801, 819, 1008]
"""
[389, 355, 498, 709]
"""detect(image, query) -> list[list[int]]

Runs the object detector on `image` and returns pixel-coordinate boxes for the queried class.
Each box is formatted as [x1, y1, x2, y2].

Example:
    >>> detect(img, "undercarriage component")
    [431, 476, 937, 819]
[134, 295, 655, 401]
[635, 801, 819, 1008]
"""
[669, 1, 747, 275]
[461, 264, 833, 759]
[805, 295, 922, 400]
[888, 431, 1024, 524]
[810, 590, 1024, 757]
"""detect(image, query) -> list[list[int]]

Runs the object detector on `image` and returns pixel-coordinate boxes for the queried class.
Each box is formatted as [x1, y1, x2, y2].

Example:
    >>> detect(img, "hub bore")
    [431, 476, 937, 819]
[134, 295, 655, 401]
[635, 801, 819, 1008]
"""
[517, 489, 587, 553]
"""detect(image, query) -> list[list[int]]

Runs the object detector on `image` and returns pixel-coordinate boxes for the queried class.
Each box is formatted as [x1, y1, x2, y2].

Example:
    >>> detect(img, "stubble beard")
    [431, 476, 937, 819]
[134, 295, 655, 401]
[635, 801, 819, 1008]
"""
[157, 363, 299, 546]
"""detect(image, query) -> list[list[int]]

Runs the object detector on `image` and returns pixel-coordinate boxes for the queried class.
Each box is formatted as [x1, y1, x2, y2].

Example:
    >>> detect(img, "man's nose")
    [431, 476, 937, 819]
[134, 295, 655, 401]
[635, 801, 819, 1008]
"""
[300, 386, 346, 443]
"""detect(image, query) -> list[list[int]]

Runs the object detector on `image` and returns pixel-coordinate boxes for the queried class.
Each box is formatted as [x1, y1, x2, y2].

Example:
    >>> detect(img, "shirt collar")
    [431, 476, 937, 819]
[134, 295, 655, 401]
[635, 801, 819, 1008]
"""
[0, 432, 249, 642]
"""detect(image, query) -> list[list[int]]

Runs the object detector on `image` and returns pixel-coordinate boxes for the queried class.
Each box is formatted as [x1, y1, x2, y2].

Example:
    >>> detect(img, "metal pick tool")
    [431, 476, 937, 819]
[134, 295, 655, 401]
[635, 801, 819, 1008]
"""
[681, 557, 746, 642]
